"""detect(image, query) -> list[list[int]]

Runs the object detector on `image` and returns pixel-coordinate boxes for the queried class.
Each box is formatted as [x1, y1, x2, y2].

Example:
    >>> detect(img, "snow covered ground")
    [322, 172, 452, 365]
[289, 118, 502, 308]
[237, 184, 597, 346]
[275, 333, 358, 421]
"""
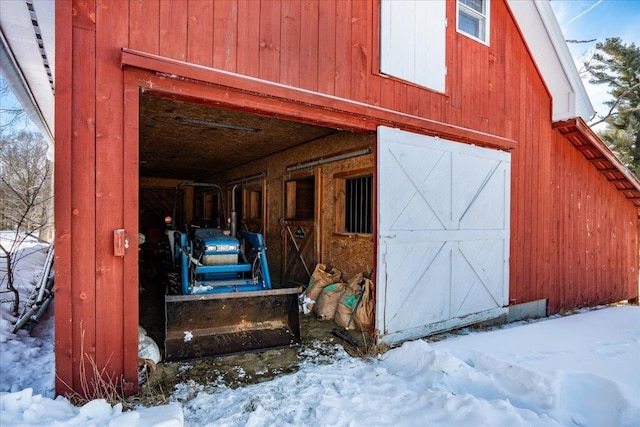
[1, 235, 639, 426]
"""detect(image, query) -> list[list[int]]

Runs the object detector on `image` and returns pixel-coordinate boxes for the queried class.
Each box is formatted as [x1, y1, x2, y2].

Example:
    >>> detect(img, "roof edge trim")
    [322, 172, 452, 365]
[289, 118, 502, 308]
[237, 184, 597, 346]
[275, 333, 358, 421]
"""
[553, 117, 640, 211]
[0, 28, 54, 145]
[533, 1, 594, 121]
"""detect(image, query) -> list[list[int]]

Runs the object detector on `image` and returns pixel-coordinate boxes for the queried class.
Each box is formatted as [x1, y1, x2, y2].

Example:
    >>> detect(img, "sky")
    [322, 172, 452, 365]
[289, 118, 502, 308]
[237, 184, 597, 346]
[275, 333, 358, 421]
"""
[1, 237, 638, 426]
[550, 0, 640, 122]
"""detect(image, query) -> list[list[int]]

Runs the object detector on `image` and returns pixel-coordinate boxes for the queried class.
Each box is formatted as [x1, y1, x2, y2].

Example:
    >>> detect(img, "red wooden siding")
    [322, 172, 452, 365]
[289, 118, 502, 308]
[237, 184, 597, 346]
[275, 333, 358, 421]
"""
[123, 0, 537, 143]
[56, 0, 140, 395]
[55, 0, 639, 396]
[510, 128, 638, 312]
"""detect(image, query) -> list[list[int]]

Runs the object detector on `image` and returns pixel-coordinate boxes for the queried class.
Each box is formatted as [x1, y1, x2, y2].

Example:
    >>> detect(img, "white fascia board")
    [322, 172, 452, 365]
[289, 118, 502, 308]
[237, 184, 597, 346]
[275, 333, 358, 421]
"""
[507, 0, 594, 122]
[0, 0, 55, 144]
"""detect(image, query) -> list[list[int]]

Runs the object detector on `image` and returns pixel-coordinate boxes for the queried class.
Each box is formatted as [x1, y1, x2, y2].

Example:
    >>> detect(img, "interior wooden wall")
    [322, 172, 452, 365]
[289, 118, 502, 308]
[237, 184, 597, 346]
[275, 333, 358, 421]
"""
[210, 132, 376, 284]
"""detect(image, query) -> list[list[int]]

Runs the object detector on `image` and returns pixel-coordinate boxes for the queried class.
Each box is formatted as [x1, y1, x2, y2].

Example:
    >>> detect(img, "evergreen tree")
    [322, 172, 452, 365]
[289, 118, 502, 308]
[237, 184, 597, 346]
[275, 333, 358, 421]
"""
[584, 37, 640, 176]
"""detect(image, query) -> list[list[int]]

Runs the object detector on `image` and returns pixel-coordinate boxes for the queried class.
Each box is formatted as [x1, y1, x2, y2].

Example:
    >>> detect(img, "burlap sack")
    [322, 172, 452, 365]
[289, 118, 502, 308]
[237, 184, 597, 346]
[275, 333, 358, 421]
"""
[334, 288, 358, 329]
[303, 264, 342, 304]
[314, 282, 346, 321]
[353, 278, 374, 331]
[346, 272, 364, 293]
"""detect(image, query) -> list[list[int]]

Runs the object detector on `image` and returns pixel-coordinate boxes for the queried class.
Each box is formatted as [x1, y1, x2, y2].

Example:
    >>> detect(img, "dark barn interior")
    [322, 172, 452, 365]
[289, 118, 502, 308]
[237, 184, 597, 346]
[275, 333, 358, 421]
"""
[136, 92, 376, 355]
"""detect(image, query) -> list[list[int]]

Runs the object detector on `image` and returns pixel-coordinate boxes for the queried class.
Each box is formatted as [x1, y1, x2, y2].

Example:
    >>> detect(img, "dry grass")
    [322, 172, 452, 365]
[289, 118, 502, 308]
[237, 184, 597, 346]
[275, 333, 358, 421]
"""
[342, 329, 390, 358]
[127, 377, 169, 408]
[57, 328, 171, 409]
[57, 329, 130, 408]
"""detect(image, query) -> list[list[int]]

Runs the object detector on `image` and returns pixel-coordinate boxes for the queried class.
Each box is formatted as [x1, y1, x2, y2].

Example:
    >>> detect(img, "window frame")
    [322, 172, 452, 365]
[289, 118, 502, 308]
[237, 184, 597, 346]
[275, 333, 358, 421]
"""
[456, 0, 490, 45]
[334, 168, 374, 237]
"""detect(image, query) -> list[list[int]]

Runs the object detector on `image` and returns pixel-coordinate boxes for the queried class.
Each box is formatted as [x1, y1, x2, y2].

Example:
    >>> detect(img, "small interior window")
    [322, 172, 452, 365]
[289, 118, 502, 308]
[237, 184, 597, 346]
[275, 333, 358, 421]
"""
[247, 190, 262, 220]
[285, 177, 315, 220]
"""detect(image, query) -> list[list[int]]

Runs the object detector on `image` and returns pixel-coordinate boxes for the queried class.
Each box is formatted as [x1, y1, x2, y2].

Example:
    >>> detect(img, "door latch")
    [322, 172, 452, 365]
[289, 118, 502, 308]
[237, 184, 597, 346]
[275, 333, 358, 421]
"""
[113, 229, 128, 257]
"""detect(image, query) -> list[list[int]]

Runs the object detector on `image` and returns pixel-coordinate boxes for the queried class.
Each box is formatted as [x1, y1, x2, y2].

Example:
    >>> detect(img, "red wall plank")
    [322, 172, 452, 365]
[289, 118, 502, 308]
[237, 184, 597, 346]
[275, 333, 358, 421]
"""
[334, 0, 352, 98]
[259, 0, 281, 82]
[236, 0, 260, 76]
[123, 81, 141, 394]
[299, 0, 319, 91]
[350, 0, 368, 103]
[70, 23, 97, 396]
[129, 0, 159, 53]
[487, 0, 504, 136]
[365, 0, 380, 107]
[95, 0, 131, 391]
[160, 0, 188, 61]
[317, 0, 336, 95]
[187, 0, 214, 67]
[280, 0, 301, 87]
[54, 0, 74, 396]
[213, 0, 238, 71]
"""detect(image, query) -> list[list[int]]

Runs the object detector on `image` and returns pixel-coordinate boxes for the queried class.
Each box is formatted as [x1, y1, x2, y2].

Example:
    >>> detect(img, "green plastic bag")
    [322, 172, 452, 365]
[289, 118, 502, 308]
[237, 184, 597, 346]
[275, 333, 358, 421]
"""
[342, 294, 358, 309]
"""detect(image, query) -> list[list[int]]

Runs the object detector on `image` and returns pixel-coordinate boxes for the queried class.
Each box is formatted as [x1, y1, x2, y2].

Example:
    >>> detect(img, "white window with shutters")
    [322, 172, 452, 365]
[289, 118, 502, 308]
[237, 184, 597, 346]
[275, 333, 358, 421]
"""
[380, 0, 447, 93]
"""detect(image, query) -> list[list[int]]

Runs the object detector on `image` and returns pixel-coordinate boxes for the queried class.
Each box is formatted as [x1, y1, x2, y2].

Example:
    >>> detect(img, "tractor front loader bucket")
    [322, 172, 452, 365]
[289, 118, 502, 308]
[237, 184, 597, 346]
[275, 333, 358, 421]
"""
[164, 288, 300, 361]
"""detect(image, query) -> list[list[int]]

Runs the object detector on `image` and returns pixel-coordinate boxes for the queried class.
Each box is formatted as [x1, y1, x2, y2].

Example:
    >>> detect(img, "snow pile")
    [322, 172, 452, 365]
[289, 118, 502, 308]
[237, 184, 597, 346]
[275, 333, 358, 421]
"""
[0, 232, 53, 396]
[1, 234, 639, 426]
[427, 307, 640, 427]
[1, 389, 183, 427]
[172, 307, 639, 427]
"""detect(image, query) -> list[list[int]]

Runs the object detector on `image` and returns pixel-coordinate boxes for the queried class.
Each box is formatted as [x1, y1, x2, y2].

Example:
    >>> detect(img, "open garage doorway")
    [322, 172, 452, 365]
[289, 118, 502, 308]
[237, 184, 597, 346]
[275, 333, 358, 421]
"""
[135, 91, 376, 356]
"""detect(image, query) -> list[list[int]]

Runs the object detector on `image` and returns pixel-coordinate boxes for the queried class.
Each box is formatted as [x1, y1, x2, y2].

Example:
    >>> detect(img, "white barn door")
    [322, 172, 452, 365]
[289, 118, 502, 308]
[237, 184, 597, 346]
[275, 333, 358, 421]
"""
[376, 127, 511, 345]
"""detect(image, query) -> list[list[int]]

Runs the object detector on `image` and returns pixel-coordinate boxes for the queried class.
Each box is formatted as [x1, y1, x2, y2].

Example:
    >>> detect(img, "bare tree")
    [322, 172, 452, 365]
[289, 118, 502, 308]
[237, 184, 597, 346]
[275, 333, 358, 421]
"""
[0, 78, 29, 131]
[0, 130, 52, 316]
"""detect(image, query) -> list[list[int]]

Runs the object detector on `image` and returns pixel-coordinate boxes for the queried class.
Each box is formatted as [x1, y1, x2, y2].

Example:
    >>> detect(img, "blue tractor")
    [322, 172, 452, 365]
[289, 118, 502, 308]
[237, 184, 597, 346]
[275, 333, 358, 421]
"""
[164, 183, 300, 361]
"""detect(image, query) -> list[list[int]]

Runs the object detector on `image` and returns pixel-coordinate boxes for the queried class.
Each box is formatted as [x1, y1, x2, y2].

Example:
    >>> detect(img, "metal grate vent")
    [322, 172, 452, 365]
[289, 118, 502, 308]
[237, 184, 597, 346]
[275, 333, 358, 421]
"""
[26, 1, 54, 93]
[345, 175, 373, 234]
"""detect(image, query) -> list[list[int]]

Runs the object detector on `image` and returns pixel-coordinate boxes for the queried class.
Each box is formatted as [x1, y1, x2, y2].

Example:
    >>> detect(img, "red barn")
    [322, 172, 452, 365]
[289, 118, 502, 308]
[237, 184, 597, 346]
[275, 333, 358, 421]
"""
[5, 0, 637, 396]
